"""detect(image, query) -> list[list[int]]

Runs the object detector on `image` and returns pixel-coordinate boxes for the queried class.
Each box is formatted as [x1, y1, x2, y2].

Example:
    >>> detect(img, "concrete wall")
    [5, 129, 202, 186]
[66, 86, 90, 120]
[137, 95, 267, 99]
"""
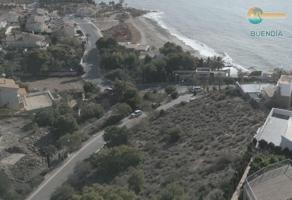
[272, 86, 292, 110]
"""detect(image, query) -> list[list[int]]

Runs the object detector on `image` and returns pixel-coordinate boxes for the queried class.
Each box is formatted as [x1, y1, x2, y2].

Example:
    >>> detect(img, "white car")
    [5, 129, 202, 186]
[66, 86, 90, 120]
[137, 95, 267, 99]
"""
[130, 110, 143, 119]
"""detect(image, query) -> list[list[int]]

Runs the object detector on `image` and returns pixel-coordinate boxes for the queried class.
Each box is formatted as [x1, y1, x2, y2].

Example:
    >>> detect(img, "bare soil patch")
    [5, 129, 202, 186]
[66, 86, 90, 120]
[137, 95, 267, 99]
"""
[24, 77, 84, 92]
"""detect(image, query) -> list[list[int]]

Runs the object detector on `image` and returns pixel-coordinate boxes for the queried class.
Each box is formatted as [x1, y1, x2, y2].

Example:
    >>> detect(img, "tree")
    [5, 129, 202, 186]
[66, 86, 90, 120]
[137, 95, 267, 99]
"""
[96, 37, 118, 49]
[57, 132, 85, 152]
[113, 103, 133, 118]
[113, 80, 141, 109]
[54, 114, 79, 136]
[23, 49, 50, 75]
[104, 126, 129, 147]
[160, 42, 183, 55]
[166, 127, 182, 143]
[103, 103, 132, 127]
[35, 108, 55, 127]
[128, 170, 144, 194]
[90, 145, 143, 176]
[105, 69, 131, 81]
[159, 183, 187, 200]
[83, 82, 99, 94]
[51, 185, 75, 200]
[80, 103, 104, 121]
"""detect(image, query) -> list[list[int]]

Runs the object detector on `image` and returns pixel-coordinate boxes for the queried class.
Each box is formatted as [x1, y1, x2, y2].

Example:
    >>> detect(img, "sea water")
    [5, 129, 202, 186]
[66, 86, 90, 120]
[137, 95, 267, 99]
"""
[97, 0, 292, 72]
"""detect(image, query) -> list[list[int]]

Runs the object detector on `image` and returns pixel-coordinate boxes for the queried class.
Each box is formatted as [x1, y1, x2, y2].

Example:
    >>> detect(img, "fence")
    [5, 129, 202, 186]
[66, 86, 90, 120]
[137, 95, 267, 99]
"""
[244, 160, 292, 200]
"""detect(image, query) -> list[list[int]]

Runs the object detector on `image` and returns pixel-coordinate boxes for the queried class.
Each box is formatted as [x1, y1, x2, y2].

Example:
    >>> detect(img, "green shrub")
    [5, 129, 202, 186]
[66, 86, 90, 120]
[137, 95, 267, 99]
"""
[103, 103, 132, 127]
[72, 184, 136, 200]
[113, 103, 133, 118]
[83, 82, 100, 94]
[104, 126, 129, 147]
[54, 114, 79, 136]
[171, 91, 179, 99]
[35, 109, 55, 126]
[166, 127, 182, 143]
[57, 132, 87, 152]
[90, 145, 143, 176]
[80, 103, 104, 121]
[51, 185, 74, 200]
[128, 170, 144, 194]
[165, 86, 176, 95]
[158, 182, 187, 200]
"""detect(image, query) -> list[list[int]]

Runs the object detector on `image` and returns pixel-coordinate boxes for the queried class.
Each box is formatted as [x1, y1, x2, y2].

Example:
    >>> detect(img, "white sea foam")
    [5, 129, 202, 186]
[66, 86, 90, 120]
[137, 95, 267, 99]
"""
[144, 11, 250, 76]
[144, 11, 218, 58]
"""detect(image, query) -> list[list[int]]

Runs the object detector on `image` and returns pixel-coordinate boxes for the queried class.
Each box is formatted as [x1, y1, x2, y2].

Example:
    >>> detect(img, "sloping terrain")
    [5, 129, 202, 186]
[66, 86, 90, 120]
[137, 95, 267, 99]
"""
[121, 92, 266, 199]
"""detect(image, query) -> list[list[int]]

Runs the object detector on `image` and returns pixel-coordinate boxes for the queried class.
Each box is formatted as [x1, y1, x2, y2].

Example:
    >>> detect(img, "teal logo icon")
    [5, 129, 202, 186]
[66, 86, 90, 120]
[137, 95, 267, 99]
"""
[247, 7, 287, 24]
[248, 7, 263, 24]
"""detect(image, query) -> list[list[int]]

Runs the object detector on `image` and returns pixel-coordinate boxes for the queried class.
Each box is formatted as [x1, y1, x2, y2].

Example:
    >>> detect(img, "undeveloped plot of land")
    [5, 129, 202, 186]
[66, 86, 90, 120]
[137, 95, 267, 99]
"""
[123, 92, 266, 199]
[24, 77, 84, 92]
[0, 117, 48, 197]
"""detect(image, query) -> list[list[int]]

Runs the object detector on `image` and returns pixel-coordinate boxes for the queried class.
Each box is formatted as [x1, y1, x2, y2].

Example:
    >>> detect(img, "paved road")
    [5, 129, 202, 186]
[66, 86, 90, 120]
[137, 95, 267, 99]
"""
[25, 93, 198, 200]
[76, 18, 109, 90]
[25, 115, 145, 200]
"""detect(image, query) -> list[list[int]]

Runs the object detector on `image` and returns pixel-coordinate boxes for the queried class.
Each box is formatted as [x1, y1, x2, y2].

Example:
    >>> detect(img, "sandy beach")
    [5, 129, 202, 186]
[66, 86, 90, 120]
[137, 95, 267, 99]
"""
[131, 15, 200, 56]
[93, 8, 246, 77]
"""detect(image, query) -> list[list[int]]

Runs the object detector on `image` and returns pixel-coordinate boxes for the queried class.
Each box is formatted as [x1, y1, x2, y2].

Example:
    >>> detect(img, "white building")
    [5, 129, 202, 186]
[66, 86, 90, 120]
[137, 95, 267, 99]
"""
[272, 75, 292, 109]
[0, 78, 26, 109]
[255, 108, 292, 150]
[0, 78, 54, 111]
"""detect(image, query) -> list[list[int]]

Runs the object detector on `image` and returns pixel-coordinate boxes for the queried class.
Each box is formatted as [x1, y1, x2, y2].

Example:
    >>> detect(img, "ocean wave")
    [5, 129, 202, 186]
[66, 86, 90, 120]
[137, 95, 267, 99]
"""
[144, 11, 218, 58]
[222, 53, 249, 72]
[144, 11, 250, 74]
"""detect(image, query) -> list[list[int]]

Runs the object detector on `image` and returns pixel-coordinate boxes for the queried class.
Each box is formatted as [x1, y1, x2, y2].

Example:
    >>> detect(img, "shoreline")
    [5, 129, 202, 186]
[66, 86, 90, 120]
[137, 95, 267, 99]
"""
[131, 14, 201, 57]
[130, 12, 250, 77]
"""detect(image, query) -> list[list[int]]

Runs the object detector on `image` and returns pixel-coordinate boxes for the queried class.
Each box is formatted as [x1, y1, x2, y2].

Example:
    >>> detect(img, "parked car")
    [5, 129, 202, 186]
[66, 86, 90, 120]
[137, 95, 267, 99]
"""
[189, 86, 202, 95]
[130, 110, 143, 119]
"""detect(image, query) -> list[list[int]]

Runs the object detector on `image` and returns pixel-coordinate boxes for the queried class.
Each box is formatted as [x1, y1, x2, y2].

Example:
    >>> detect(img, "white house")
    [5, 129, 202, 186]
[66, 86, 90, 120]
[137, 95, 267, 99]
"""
[0, 78, 26, 109]
[255, 108, 292, 150]
[0, 78, 54, 111]
[272, 75, 292, 109]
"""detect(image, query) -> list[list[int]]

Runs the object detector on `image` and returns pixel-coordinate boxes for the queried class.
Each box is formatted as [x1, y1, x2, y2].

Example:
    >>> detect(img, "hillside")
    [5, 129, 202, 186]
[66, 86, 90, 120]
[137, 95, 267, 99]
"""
[118, 91, 266, 199]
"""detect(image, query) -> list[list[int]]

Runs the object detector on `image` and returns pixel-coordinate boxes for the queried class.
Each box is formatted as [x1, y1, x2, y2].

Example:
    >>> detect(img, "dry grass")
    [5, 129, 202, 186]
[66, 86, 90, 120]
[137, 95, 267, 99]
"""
[121, 92, 266, 199]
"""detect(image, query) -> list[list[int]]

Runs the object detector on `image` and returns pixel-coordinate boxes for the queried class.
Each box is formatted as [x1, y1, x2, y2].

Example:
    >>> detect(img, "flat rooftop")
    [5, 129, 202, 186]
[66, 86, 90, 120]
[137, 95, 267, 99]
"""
[278, 75, 292, 84]
[255, 108, 292, 149]
[249, 164, 292, 200]
[238, 83, 273, 94]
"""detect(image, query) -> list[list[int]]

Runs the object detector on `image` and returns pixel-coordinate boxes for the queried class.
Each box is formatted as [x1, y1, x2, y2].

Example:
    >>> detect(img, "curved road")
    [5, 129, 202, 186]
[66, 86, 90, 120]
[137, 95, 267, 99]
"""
[76, 18, 109, 91]
[25, 93, 196, 200]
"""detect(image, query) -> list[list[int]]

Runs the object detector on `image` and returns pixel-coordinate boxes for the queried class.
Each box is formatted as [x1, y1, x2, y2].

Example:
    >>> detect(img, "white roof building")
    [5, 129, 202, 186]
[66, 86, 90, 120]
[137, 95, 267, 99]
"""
[0, 78, 54, 111]
[255, 108, 292, 150]
[277, 75, 292, 97]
